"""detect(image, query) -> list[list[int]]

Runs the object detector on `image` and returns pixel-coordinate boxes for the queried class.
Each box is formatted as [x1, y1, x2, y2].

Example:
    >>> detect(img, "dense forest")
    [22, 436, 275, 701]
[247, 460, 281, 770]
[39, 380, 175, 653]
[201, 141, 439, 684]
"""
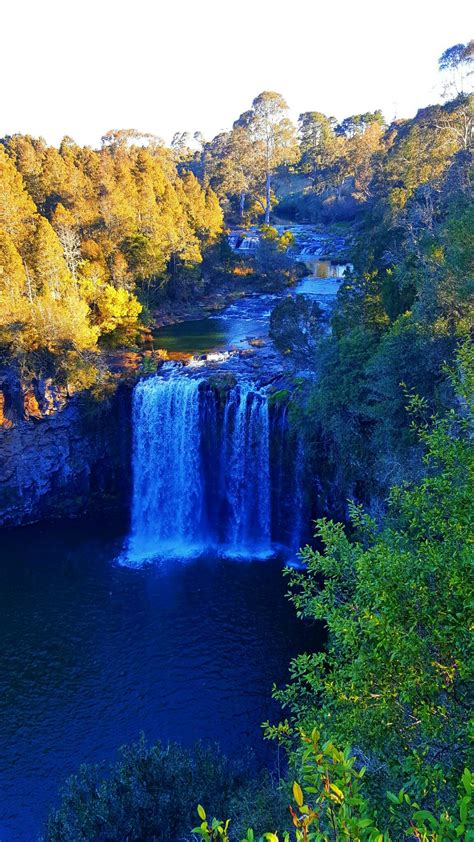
[0, 132, 223, 388]
[1, 37, 473, 842]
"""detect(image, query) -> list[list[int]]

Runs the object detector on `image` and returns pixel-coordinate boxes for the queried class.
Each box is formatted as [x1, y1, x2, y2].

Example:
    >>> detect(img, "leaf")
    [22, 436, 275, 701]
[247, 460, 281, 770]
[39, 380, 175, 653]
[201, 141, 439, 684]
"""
[460, 796, 469, 823]
[329, 783, 344, 801]
[358, 818, 374, 828]
[293, 781, 304, 808]
[461, 768, 472, 793]
[413, 810, 438, 828]
[197, 804, 207, 821]
[386, 792, 401, 805]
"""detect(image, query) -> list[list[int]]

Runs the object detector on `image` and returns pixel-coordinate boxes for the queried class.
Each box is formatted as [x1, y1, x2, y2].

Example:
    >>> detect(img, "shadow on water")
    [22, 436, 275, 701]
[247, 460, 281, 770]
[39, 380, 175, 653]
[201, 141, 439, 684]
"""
[153, 313, 268, 355]
[0, 515, 322, 842]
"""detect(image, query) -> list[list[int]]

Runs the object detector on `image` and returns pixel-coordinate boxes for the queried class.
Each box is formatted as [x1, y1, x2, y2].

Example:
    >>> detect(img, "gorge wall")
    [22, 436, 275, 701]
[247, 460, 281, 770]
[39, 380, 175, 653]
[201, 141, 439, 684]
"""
[0, 372, 132, 528]
[0, 367, 313, 550]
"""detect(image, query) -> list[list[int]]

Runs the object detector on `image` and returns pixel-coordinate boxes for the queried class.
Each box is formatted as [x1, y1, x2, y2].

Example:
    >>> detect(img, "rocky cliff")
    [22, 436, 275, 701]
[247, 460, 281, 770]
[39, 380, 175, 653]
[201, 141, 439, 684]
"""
[0, 372, 132, 528]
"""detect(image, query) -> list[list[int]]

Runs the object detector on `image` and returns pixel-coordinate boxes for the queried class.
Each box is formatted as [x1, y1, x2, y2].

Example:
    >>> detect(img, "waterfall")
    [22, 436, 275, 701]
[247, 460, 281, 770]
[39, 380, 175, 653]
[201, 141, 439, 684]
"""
[127, 377, 204, 562]
[290, 433, 306, 553]
[124, 376, 275, 564]
[222, 383, 271, 554]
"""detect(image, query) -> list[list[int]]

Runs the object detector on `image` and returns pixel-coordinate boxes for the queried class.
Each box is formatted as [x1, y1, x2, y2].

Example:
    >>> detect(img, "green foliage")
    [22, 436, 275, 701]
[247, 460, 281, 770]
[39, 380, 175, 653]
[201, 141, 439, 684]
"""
[193, 735, 474, 841]
[45, 737, 252, 842]
[269, 297, 324, 356]
[387, 767, 474, 841]
[296, 147, 472, 505]
[274, 363, 473, 817]
[192, 805, 231, 842]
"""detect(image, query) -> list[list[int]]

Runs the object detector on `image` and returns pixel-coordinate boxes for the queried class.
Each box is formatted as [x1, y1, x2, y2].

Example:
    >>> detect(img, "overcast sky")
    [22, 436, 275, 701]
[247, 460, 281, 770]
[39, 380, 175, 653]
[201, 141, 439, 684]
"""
[2, 0, 471, 147]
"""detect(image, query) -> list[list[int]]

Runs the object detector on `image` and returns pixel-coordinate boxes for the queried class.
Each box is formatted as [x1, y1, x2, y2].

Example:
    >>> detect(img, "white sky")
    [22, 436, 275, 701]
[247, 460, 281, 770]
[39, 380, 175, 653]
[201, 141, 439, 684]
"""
[2, 0, 472, 148]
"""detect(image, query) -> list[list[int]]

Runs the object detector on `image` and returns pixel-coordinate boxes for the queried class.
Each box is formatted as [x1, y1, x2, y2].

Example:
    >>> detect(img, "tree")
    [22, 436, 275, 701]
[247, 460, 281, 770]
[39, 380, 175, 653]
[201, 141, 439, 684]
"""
[438, 40, 474, 96]
[0, 145, 36, 248]
[181, 172, 223, 244]
[171, 130, 194, 161]
[51, 203, 82, 285]
[94, 284, 142, 345]
[275, 355, 473, 810]
[205, 128, 259, 220]
[194, 740, 474, 842]
[29, 216, 71, 300]
[100, 128, 163, 153]
[298, 111, 340, 186]
[0, 228, 27, 304]
[45, 738, 263, 842]
[345, 120, 385, 200]
[234, 92, 298, 223]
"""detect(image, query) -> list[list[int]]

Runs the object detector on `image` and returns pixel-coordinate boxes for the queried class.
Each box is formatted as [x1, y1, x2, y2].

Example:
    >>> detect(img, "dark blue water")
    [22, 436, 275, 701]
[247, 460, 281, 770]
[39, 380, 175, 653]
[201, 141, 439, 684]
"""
[0, 517, 316, 841]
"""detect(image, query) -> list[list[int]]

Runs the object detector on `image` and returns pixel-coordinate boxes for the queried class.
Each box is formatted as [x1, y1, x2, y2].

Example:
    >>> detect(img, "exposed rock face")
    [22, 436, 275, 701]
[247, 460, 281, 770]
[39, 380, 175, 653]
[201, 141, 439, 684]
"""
[0, 374, 132, 528]
[269, 296, 325, 358]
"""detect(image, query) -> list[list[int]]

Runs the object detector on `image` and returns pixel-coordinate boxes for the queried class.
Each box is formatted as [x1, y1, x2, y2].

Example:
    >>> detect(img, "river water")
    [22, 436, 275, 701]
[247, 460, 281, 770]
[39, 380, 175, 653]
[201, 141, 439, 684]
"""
[1, 262, 338, 841]
[0, 518, 318, 841]
[153, 277, 341, 356]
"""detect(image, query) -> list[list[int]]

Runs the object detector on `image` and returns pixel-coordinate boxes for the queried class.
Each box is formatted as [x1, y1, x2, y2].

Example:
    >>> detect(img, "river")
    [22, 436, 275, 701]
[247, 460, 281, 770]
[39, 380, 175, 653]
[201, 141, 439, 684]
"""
[0, 518, 319, 841]
[0, 251, 339, 841]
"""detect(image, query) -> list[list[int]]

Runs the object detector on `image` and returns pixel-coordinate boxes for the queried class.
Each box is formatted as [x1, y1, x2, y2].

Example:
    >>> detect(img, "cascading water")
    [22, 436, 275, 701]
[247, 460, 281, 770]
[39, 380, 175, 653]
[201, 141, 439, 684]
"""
[124, 375, 276, 564]
[222, 383, 271, 553]
[290, 434, 306, 553]
[127, 377, 204, 562]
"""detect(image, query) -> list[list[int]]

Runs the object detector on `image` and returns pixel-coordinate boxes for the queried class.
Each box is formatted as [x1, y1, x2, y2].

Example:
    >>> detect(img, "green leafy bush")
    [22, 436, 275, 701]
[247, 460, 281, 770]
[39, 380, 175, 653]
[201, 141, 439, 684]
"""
[194, 734, 473, 841]
[45, 737, 252, 842]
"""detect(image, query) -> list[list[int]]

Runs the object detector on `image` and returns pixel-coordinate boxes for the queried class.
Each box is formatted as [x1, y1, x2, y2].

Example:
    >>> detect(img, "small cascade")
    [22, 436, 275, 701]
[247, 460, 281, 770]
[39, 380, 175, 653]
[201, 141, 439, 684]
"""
[124, 374, 304, 564]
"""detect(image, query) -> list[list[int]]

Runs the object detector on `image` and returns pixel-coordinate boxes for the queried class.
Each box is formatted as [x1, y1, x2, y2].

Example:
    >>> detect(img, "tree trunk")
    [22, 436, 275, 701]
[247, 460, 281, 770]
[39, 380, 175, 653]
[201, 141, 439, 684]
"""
[264, 172, 271, 224]
[239, 192, 246, 220]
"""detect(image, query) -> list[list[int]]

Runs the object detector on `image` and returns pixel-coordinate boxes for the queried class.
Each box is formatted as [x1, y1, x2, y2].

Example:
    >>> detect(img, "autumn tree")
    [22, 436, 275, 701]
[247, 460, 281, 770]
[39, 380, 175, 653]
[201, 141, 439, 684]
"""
[0, 228, 27, 304]
[51, 203, 82, 284]
[0, 145, 36, 247]
[205, 127, 260, 220]
[298, 111, 341, 186]
[234, 91, 298, 223]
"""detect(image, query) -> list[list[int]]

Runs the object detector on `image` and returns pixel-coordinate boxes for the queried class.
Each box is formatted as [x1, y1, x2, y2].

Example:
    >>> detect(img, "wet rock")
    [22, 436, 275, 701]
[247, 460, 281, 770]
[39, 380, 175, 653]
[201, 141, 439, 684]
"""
[207, 372, 237, 392]
[0, 385, 132, 528]
[0, 391, 13, 429]
[269, 296, 325, 357]
[23, 387, 42, 420]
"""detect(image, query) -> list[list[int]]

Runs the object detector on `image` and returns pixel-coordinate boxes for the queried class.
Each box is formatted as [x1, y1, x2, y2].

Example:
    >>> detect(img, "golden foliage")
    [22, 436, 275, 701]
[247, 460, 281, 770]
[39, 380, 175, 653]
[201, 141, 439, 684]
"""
[0, 133, 223, 374]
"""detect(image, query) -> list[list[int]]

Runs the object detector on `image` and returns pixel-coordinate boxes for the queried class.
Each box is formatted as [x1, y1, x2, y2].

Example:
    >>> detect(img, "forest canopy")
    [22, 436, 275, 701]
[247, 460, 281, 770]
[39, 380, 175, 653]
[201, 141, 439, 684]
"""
[0, 134, 223, 385]
[1, 36, 472, 390]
